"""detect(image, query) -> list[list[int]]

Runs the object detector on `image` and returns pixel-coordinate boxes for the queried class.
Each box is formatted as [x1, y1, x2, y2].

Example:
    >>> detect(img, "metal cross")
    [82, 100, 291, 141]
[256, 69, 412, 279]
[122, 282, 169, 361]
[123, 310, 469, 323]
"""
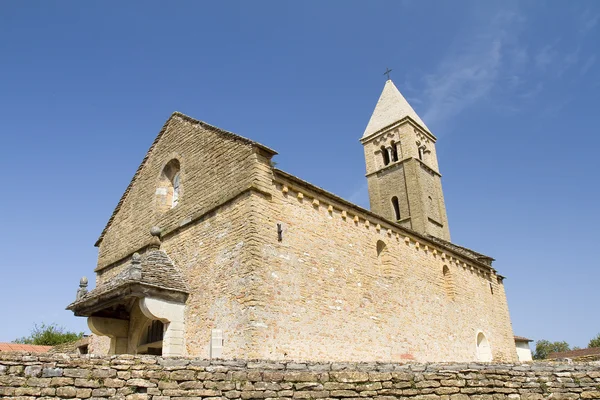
[384, 68, 392, 80]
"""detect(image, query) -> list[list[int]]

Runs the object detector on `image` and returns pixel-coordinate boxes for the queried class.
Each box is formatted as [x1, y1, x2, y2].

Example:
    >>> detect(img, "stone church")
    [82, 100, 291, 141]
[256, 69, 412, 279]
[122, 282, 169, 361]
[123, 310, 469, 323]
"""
[68, 80, 518, 362]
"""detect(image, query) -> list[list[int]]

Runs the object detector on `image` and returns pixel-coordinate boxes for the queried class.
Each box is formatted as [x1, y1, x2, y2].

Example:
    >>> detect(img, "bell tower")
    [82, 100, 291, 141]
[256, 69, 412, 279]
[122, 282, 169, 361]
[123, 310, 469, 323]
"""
[360, 79, 451, 241]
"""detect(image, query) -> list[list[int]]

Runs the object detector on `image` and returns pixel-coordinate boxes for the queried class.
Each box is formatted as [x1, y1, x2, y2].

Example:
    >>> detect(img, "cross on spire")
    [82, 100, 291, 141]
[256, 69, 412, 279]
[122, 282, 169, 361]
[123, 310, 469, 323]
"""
[383, 67, 392, 80]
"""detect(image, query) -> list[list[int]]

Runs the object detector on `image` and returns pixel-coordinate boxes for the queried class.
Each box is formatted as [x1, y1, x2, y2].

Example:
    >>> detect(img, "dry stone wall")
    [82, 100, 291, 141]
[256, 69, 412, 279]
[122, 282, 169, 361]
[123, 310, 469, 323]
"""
[2, 353, 600, 400]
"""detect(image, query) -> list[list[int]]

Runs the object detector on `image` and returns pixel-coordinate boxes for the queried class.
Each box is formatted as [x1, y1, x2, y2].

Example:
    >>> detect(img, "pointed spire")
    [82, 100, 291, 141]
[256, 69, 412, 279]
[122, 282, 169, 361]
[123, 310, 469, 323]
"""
[363, 80, 430, 138]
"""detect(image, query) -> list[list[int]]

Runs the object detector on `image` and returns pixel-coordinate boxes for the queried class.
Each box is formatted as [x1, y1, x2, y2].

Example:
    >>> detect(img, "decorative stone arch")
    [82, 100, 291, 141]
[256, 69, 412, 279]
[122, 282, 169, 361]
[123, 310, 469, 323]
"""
[88, 317, 129, 355]
[380, 146, 390, 166]
[137, 319, 165, 355]
[156, 158, 182, 212]
[476, 330, 492, 362]
[139, 297, 185, 357]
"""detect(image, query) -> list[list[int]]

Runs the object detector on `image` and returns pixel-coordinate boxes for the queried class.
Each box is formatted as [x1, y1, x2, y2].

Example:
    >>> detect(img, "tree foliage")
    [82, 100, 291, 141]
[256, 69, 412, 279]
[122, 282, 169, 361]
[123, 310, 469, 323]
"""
[533, 339, 570, 360]
[589, 333, 600, 348]
[13, 323, 84, 346]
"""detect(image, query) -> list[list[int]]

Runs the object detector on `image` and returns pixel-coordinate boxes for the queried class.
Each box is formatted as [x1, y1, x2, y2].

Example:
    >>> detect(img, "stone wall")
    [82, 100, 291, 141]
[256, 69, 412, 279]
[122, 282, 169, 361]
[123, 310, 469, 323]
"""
[96, 112, 274, 273]
[249, 173, 515, 362]
[2, 353, 600, 399]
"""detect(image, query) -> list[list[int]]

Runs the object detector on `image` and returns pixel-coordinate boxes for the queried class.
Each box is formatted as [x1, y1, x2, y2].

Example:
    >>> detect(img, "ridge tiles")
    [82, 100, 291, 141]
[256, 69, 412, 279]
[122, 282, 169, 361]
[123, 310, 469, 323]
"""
[363, 80, 431, 138]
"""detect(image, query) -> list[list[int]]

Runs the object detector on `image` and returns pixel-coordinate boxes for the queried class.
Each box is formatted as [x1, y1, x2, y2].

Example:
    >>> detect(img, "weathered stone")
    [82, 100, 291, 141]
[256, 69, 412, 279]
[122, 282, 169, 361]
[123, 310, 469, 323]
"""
[103, 377, 126, 387]
[50, 376, 74, 386]
[92, 368, 117, 378]
[92, 387, 117, 397]
[63, 368, 90, 378]
[74, 378, 102, 388]
[329, 389, 360, 397]
[294, 382, 324, 390]
[125, 394, 149, 400]
[179, 380, 205, 389]
[26, 377, 51, 387]
[24, 365, 43, 377]
[42, 367, 63, 378]
[284, 372, 326, 382]
[76, 388, 92, 398]
[330, 372, 370, 383]
[169, 369, 196, 381]
[581, 392, 600, 399]
[127, 378, 157, 387]
[225, 389, 243, 398]
[56, 386, 77, 398]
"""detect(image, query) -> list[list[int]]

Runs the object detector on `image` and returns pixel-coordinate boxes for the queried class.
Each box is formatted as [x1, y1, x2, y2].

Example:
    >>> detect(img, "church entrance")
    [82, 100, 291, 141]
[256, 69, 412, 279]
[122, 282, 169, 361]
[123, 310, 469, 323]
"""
[137, 320, 164, 355]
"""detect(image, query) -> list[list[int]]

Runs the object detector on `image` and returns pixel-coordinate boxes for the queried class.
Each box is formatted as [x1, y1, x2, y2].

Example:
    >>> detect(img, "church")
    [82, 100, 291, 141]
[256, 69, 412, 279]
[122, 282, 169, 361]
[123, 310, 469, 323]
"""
[68, 80, 518, 362]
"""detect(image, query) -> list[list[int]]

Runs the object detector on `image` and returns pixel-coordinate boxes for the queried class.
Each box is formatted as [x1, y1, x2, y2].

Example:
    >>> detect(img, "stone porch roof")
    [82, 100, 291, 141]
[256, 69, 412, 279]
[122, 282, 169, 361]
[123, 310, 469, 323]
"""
[67, 250, 188, 316]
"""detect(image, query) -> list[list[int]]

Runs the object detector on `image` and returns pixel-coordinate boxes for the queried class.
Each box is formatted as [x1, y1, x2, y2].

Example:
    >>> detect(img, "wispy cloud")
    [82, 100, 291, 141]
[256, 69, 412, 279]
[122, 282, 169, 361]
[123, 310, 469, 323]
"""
[535, 45, 555, 71]
[413, 5, 597, 127]
[535, 44, 580, 78]
[579, 10, 599, 35]
[580, 55, 597, 76]
[420, 10, 524, 127]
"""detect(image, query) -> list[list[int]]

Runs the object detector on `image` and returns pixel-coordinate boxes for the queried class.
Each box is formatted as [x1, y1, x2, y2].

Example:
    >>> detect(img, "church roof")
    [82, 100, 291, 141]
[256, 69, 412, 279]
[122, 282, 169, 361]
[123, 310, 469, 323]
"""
[363, 80, 431, 138]
[67, 249, 189, 313]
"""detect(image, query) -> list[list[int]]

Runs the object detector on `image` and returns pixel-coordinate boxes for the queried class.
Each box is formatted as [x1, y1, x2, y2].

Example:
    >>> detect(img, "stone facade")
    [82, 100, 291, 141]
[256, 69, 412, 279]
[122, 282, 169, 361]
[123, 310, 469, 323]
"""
[68, 80, 518, 363]
[2, 353, 600, 400]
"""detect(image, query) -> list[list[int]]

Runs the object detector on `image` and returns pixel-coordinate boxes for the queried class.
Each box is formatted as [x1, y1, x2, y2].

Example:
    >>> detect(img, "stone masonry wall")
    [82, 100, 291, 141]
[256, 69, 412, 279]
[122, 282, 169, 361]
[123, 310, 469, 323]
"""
[363, 121, 449, 241]
[249, 174, 515, 363]
[2, 353, 600, 400]
[96, 113, 273, 274]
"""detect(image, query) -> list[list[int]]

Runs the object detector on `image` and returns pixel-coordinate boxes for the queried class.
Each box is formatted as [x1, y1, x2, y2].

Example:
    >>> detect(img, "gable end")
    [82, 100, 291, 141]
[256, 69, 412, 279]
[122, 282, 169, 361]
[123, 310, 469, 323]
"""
[94, 112, 277, 247]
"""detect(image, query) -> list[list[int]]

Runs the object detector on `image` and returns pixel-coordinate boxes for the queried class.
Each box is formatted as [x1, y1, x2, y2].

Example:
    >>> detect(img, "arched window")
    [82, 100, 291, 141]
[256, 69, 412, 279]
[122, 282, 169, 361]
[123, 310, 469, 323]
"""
[391, 197, 401, 221]
[157, 159, 181, 212]
[476, 332, 492, 361]
[418, 146, 425, 161]
[381, 146, 390, 166]
[390, 141, 399, 162]
[428, 195, 440, 222]
[442, 265, 455, 300]
[172, 172, 180, 208]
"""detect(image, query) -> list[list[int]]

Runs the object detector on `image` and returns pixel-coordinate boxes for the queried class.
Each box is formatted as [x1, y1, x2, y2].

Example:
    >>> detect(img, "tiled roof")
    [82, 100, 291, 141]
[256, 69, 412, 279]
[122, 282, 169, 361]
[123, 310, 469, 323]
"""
[514, 336, 533, 342]
[95, 111, 276, 247]
[0, 343, 52, 353]
[67, 249, 188, 310]
[548, 347, 600, 359]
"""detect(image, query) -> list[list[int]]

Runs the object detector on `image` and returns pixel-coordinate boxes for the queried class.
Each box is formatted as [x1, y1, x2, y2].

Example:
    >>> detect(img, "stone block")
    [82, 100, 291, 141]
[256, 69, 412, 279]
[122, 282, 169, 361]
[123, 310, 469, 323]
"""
[24, 365, 42, 377]
[42, 367, 63, 378]
[56, 386, 77, 398]
[330, 372, 370, 383]
[63, 368, 90, 378]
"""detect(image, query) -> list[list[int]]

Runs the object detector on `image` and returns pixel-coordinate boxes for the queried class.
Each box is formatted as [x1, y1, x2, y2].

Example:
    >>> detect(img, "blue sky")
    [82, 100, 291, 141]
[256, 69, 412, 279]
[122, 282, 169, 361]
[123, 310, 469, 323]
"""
[1, 1, 599, 350]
